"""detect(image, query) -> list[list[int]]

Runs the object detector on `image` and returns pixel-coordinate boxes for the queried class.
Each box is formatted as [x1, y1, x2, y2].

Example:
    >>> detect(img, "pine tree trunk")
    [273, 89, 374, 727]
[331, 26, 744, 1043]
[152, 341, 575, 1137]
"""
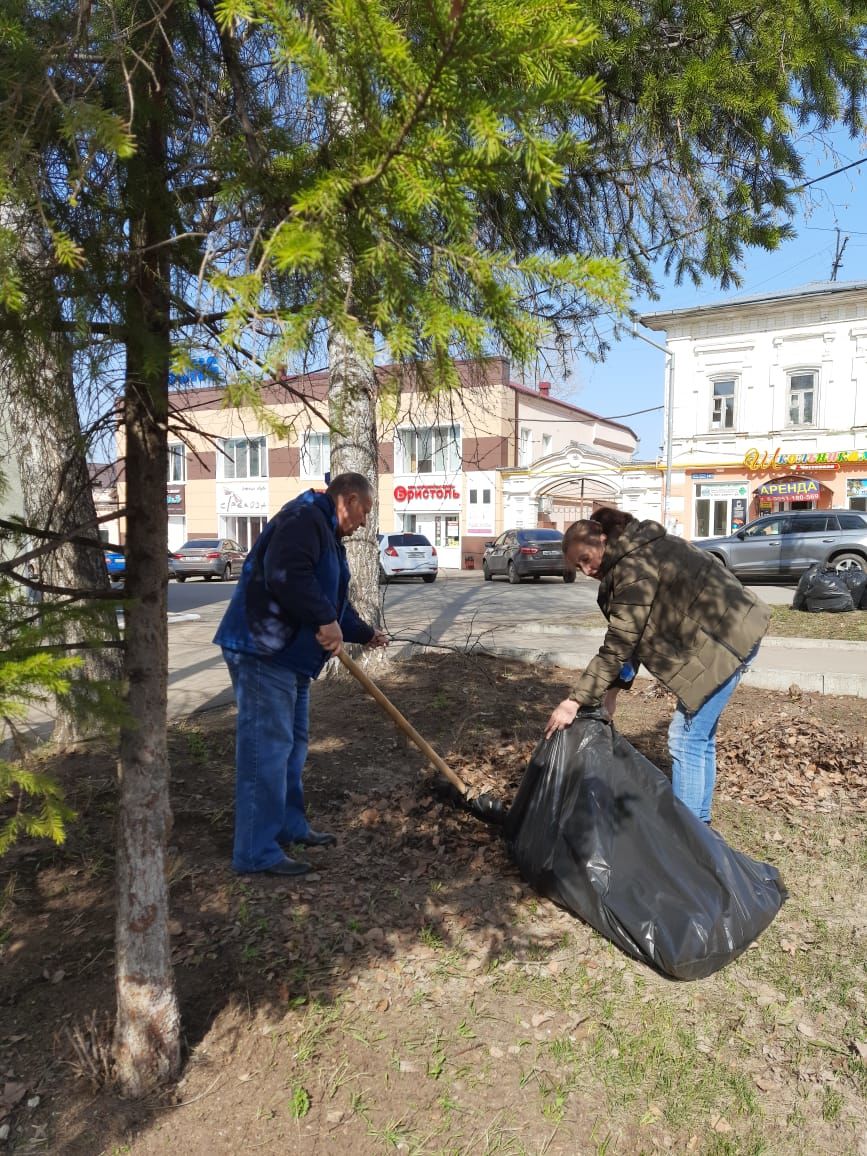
[0, 225, 121, 745]
[327, 321, 385, 672]
[113, 14, 180, 1096]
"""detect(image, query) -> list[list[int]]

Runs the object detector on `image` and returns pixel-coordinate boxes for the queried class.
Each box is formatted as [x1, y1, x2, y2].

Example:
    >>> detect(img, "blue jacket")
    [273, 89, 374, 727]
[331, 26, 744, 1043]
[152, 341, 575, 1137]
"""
[213, 489, 374, 678]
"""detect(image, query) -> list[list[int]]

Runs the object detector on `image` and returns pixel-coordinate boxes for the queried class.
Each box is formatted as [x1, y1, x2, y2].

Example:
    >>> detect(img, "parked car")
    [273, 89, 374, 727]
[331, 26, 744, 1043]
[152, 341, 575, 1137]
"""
[693, 509, 867, 580]
[170, 538, 246, 581]
[378, 533, 438, 583]
[482, 528, 575, 583]
[104, 550, 125, 582]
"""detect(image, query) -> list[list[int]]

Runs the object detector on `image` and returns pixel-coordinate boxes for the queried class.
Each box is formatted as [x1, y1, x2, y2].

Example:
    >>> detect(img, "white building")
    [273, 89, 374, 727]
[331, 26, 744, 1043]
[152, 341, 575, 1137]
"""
[641, 280, 867, 538]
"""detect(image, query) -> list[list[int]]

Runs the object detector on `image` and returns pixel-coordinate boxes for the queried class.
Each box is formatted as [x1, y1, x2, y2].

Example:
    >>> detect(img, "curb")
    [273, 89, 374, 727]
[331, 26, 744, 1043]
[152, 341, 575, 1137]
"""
[515, 622, 867, 651]
[471, 643, 867, 700]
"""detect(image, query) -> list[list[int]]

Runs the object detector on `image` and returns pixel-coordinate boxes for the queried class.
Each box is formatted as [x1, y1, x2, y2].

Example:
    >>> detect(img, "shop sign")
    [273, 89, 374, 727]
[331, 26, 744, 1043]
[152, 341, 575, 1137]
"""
[847, 479, 867, 495]
[755, 478, 821, 499]
[744, 447, 867, 472]
[216, 481, 269, 514]
[166, 487, 185, 513]
[394, 483, 460, 503]
[692, 472, 716, 480]
[168, 355, 220, 386]
[696, 483, 748, 499]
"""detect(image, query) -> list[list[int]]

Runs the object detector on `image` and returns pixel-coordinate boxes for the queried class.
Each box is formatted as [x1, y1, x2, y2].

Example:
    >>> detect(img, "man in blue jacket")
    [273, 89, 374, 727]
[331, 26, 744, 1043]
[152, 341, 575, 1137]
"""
[214, 472, 388, 876]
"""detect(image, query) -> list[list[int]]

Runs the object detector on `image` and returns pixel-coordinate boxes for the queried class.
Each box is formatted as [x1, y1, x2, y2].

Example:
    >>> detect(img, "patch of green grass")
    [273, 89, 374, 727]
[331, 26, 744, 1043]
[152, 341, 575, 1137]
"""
[821, 1087, 844, 1121]
[288, 1085, 311, 1119]
[769, 605, 867, 641]
[419, 923, 445, 950]
[289, 1003, 341, 1063]
[183, 728, 210, 762]
[579, 1008, 759, 1130]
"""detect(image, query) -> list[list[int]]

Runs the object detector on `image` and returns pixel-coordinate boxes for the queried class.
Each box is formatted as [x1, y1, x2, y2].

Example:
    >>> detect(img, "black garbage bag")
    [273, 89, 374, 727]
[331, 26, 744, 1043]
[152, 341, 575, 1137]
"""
[504, 716, 787, 980]
[839, 567, 867, 609]
[792, 563, 820, 610]
[803, 568, 855, 613]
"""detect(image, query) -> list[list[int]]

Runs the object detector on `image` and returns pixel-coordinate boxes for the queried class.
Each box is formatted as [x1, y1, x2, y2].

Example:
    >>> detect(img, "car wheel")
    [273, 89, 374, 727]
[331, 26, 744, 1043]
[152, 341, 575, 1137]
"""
[508, 562, 520, 585]
[422, 574, 436, 584]
[482, 562, 492, 581]
[708, 553, 728, 568]
[563, 570, 576, 583]
[176, 575, 186, 583]
[221, 563, 232, 581]
[831, 552, 867, 574]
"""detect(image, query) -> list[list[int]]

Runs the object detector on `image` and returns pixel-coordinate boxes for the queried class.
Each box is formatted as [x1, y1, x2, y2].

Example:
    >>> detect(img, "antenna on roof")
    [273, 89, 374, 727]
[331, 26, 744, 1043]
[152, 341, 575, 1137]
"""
[830, 228, 849, 282]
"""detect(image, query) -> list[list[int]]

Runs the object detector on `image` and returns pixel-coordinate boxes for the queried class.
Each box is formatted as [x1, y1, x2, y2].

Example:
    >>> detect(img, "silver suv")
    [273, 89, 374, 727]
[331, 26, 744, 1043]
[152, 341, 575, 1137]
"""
[693, 509, 867, 580]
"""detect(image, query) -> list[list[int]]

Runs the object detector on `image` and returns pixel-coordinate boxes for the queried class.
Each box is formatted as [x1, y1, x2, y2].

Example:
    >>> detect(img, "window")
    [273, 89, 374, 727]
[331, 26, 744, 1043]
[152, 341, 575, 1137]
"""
[838, 512, 867, 528]
[483, 488, 491, 503]
[219, 515, 266, 552]
[519, 427, 532, 466]
[694, 499, 729, 538]
[710, 379, 736, 430]
[301, 431, 331, 478]
[787, 372, 816, 426]
[469, 489, 478, 503]
[396, 425, 460, 473]
[783, 515, 828, 533]
[167, 442, 186, 482]
[542, 433, 552, 455]
[219, 436, 267, 479]
[743, 517, 786, 538]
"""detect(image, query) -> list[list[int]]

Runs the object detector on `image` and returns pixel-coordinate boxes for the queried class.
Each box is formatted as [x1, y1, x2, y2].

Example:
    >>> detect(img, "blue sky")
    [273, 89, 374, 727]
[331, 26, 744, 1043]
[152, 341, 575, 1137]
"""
[563, 137, 867, 460]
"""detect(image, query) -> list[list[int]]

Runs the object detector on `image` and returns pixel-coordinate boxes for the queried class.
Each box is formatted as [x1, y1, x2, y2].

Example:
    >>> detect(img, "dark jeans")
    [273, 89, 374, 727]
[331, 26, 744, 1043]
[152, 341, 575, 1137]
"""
[223, 649, 312, 872]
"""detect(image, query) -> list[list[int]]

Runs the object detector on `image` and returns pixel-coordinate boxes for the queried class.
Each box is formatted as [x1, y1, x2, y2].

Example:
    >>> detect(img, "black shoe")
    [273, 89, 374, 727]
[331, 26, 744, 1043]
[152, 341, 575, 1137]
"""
[296, 830, 337, 848]
[262, 857, 312, 877]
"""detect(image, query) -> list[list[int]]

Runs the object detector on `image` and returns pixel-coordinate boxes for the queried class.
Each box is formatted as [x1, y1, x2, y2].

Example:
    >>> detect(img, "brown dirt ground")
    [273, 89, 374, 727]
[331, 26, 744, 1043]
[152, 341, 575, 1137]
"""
[1, 654, 866, 1156]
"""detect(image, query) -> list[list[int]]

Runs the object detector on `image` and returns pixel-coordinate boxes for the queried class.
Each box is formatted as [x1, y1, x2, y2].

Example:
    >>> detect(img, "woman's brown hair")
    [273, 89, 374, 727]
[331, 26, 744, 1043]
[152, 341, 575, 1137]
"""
[562, 507, 636, 553]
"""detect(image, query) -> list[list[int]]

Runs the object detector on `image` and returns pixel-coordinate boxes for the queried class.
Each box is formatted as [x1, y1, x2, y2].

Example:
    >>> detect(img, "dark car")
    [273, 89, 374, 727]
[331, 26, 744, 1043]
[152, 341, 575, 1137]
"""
[482, 528, 575, 584]
[170, 538, 246, 582]
[693, 509, 867, 580]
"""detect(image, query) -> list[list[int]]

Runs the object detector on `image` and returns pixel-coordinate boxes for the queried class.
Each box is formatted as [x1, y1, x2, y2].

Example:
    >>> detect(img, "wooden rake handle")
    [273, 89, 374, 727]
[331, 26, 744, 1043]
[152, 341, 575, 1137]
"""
[337, 648, 468, 796]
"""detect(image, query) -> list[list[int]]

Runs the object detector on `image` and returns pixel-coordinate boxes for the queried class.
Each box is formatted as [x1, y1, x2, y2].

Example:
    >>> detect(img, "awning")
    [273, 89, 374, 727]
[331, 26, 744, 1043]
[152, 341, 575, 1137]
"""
[755, 477, 822, 501]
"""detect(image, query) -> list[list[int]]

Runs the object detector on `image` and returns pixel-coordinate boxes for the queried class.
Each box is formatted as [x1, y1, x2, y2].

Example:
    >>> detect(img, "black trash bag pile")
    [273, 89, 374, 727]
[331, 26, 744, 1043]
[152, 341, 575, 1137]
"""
[840, 567, 867, 609]
[792, 564, 858, 613]
[504, 715, 787, 980]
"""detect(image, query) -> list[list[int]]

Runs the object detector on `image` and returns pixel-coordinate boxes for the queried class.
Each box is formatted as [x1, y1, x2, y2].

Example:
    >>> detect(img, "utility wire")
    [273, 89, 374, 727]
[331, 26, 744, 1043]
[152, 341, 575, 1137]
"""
[644, 155, 867, 257]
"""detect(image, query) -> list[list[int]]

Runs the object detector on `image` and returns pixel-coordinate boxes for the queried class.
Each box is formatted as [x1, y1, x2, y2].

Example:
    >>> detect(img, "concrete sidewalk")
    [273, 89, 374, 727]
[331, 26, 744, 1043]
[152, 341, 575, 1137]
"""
[472, 623, 867, 699]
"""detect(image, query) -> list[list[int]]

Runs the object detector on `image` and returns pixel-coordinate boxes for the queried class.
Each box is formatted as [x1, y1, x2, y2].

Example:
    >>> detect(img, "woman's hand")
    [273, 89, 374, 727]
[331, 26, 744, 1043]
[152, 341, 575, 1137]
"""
[545, 698, 579, 739]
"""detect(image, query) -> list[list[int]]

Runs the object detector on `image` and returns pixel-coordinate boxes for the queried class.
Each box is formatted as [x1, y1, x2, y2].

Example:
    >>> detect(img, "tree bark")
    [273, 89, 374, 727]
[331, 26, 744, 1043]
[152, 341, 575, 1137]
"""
[113, 7, 180, 1096]
[327, 320, 385, 670]
[0, 222, 122, 745]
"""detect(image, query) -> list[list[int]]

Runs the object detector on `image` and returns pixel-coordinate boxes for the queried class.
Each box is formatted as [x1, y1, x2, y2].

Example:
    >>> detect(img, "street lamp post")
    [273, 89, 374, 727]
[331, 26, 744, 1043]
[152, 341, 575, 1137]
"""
[631, 319, 675, 530]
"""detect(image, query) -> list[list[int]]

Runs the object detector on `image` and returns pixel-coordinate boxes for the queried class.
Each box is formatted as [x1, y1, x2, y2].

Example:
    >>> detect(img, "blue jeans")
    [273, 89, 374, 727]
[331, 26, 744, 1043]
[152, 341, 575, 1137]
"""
[223, 649, 312, 872]
[668, 645, 759, 822]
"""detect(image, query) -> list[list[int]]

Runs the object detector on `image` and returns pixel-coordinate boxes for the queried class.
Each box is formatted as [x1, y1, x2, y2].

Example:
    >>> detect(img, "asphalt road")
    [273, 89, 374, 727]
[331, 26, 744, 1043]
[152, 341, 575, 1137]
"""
[167, 568, 796, 624]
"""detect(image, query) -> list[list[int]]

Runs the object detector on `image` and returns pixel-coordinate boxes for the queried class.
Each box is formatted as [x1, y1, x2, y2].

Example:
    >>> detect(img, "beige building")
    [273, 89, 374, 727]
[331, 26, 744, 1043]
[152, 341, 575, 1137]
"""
[124, 357, 638, 568]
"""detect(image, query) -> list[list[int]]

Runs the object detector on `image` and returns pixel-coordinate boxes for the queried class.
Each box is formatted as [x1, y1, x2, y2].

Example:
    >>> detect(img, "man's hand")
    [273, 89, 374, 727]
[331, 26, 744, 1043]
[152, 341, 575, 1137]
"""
[602, 688, 620, 721]
[545, 698, 579, 739]
[316, 620, 344, 654]
[365, 629, 389, 649]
